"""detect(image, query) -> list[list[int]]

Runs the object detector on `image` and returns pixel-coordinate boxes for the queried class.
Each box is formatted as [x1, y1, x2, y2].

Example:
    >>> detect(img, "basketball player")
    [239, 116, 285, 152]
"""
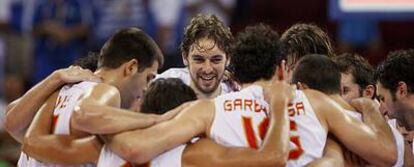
[280, 23, 335, 82]
[156, 14, 236, 99]
[100, 24, 396, 167]
[292, 54, 403, 166]
[333, 53, 376, 103]
[14, 27, 165, 166]
[375, 49, 414, 165]
[4, 65, 101, 143]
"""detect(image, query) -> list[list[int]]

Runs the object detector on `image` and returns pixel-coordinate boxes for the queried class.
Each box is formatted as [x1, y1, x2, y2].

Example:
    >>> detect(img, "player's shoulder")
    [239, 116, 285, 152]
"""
[78, 81, 121, 102]
[301, 89, 332, 103]
[301, 89, 341, 112]
[189, 99, 215, 108]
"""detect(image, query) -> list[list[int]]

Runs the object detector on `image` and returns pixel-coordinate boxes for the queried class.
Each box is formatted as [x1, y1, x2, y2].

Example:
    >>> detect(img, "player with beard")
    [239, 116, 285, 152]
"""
[375, 49, 414, 165]
[333, 53, 376, 103]
[157, 14, 235, 99]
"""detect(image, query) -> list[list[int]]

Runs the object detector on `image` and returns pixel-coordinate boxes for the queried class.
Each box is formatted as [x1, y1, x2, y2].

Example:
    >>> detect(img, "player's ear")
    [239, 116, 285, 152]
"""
[395, 81, 408, 99]
[363, 85, 376, 99]
[182, 53, 189, 66]
[124, 59, 138, 77]
[297, 82, 309, 90]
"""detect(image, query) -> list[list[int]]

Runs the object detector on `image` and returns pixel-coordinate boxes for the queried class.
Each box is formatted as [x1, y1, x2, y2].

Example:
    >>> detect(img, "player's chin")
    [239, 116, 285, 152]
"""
[200, 82, 219, 94]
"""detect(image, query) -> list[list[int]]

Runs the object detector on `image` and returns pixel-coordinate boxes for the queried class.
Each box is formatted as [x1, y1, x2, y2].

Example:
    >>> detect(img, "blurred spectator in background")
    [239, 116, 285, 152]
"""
[337, 19, 382, 55]
[31, 0, 92, 84]
[0, 0, 10, 103]
[149, 0, 187, 71]
[186, 0, 236, 26]
[4, 0, 36, 103]
[89, 0, 150, 52]
[0, 2, 15, 165]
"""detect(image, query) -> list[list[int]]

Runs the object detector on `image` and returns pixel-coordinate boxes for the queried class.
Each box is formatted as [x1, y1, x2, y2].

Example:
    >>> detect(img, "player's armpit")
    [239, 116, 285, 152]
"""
[108, 100, 213, 165]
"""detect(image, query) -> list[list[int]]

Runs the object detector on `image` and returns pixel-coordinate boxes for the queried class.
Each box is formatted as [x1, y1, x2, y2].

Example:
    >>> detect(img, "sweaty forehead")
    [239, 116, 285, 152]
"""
[189, 39, 226, 56]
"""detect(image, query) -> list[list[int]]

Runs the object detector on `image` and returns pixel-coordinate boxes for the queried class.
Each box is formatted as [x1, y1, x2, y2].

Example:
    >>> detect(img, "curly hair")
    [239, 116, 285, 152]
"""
[180, 14, 233, 57]
[375, 49, 414, 95]
[281, 23, 334, 66]
[140, 78, 197, 115]
[231, 24, 285, 84]
[334, 53, 375, 94]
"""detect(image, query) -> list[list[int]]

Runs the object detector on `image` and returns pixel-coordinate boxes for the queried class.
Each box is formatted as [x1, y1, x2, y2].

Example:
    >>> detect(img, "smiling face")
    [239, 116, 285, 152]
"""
[183, 38, 228, 95]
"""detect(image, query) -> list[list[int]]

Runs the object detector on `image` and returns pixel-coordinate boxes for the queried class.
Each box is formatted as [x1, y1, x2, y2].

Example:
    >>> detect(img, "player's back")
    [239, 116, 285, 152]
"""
[211, 86, 328, 166]
[210, 85, 270, 148]
[18, 81, 97, 167]
[286, 90, 327, 166]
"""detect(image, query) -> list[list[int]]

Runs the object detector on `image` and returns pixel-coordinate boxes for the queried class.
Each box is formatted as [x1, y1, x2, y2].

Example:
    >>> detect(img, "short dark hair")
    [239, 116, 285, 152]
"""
[98, 28, 164, 71]
[334, 53, 375, 95]
[375, 49, 414, 95]
[281, 24, 334, 65]
[74, 52, 99, 71]
[231, 24, 285, 84]
[180, 14, 233, 57]
[140, 78, 197, 115]
[292, 54, 341, 95]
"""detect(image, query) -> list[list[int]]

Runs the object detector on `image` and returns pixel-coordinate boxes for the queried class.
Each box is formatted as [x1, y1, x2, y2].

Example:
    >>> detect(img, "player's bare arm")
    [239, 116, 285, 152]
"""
[71, 83, 164, 134]
[306, 89, 397, 166]
[108, 99, 214, 164]
[22, 83, 127, 164]
[181, 81, 292, 167]
[5, 66, 100, 142]
[22, 92, 101, 165]
[305, 137, 345, 167]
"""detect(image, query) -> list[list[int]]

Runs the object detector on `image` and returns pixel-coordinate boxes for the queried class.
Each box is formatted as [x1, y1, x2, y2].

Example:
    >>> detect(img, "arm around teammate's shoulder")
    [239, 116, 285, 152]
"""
[108, 100, 214, 164]
[71, 83, 161, 135]
[305, 89, 397, 167]
[5, 66, 101, 142]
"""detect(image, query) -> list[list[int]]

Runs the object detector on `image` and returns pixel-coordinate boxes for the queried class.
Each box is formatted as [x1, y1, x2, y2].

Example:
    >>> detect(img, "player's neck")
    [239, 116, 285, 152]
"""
[94, 68, 120, 85]
[194, 84, 222, 99]
[329, 94, 355, 111]
[240, 79, 269, 90]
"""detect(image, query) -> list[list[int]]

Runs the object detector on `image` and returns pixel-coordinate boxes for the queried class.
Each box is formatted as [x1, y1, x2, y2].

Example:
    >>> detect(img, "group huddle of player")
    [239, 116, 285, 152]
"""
[4, 14, 414, 167]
